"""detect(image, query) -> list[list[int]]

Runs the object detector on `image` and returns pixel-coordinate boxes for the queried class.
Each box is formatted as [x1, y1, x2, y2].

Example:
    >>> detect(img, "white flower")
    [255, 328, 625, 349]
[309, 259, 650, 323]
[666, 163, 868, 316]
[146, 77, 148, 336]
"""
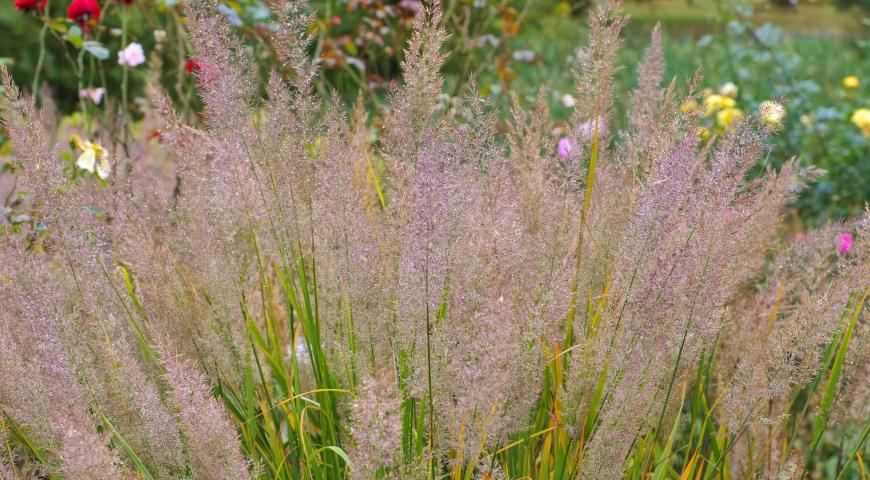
[346, 57, 365, 72]
[76, 147, 96, 172]
[95, 156, 111, 179]
[118, 42, 146, 68]
[473, 34, 499, 48]
[512, 50, 536, 63]
[561, 93, 576, 108]
[71, 135, 111, 180]
[78, 87, 106, 105]
[718, 81, 738, 98]
[153, 30, 167, 43]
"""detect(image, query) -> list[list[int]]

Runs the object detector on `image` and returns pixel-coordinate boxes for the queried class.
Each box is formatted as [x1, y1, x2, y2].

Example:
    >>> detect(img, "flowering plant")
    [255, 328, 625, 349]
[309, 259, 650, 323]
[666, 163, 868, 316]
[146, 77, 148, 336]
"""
[686, 8, 870, 222]
[0, 3, 867, 480]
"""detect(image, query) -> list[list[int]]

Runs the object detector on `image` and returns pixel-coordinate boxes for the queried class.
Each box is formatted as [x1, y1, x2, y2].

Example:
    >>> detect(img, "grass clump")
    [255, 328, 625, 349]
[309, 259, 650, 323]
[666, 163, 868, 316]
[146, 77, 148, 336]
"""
[0, 1, 867, 479]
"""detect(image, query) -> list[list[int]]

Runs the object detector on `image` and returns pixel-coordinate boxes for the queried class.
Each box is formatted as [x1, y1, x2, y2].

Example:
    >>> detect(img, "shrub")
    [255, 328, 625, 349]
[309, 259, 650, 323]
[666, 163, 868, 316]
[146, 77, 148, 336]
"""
[0, 1, 867, 479]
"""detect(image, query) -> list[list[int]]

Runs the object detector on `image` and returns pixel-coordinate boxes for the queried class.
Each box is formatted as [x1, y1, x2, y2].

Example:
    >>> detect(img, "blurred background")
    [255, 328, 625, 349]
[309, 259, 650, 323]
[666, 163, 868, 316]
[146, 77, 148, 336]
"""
[1, 0, 868, 224]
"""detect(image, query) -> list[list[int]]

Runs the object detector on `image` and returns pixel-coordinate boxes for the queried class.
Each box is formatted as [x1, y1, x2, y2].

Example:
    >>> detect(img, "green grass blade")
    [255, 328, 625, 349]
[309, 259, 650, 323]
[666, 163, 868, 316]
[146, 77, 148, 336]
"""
[100, 414, 156, 480]
[809, 286, 868, 456]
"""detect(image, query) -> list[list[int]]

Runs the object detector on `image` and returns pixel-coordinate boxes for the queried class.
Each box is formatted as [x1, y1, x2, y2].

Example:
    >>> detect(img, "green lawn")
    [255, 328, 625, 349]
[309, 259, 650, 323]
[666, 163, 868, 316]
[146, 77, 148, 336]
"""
[624, 0, 864, 33]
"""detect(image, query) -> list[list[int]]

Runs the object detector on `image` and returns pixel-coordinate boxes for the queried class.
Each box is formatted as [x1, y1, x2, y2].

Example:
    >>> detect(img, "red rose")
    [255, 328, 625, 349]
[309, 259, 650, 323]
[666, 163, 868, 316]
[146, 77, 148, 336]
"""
[14, 0, 47, 12]
[185, 59, 201, 74]
[67, 0, 101, 26]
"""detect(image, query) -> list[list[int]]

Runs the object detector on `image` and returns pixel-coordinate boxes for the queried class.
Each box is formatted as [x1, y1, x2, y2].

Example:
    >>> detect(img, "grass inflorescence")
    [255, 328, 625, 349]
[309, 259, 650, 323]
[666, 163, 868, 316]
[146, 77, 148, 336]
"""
[0, 1, 868, 479]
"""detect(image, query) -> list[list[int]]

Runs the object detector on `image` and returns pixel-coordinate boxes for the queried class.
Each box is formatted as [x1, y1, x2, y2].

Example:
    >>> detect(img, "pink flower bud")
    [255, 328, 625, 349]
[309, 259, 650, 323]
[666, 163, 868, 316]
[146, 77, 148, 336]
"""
[837, 233, 853, 255]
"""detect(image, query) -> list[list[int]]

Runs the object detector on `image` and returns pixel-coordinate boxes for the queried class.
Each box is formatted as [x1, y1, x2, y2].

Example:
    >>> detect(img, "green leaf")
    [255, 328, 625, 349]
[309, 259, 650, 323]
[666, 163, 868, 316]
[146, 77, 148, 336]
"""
[66, 26, 84, 48]
[810, 286, 868, 454]
[49, 18, 69, 33]
[83, 41, 110, 60]
[101, 414, 156, 480]
[3, 412, 47, 465]
[309, 445, 352, 469]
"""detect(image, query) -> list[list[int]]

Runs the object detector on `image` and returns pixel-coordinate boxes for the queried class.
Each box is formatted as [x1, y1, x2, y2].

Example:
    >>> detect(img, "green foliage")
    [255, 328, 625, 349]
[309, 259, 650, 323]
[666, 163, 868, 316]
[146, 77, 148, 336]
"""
[1, 0, 867, 222]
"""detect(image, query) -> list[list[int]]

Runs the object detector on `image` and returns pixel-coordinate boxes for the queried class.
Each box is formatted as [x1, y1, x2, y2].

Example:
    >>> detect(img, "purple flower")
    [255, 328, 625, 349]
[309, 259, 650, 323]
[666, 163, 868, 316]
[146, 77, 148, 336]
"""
[557, 137, 572, 159]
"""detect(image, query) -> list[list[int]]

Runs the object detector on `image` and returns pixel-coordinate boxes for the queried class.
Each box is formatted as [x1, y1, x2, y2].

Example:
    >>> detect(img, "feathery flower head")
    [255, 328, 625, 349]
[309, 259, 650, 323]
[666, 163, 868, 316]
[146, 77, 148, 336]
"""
[70, 134, 111, 179]
[349, 369, 402, 478]
[118, 42, 146, 67]
[842, 75, 860, 89]
[578, 119, 606, 140]
[758, 100, 786, 130]
[160, 347, 251, 479]
[57, 412, 123, 479]
[680, 99, 698, 113]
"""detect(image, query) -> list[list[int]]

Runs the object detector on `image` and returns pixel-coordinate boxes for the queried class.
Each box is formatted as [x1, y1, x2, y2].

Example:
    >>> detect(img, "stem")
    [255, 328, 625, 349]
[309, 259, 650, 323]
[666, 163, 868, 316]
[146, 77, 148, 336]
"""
[834, 422, 870, 480]
[424, 254, 436, 480]
[76, 46, 90, 135]
[32, 6, 50, 104]
[121, 11, 129, 130]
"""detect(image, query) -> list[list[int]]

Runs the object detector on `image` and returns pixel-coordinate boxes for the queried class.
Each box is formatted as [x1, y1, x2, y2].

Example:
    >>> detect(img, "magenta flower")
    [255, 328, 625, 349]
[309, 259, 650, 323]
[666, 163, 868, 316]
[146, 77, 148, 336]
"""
[836, 233, 853, 255]
[557, 137, 572, 159]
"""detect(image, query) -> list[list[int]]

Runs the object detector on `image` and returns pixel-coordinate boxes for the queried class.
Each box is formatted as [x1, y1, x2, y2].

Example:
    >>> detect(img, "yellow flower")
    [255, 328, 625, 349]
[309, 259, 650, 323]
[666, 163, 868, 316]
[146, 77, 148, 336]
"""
[718, 82, 738, 98]
[716, 107, 744, 129]
[799, 114, 813, 127]
[698, 127, 712, 141]
[758, 100, 786, 129]
[851, 108, 870, 137]
[842, 75, 860, 89]
[704, 94, 736, 115]
[70, 135, 111, 180]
